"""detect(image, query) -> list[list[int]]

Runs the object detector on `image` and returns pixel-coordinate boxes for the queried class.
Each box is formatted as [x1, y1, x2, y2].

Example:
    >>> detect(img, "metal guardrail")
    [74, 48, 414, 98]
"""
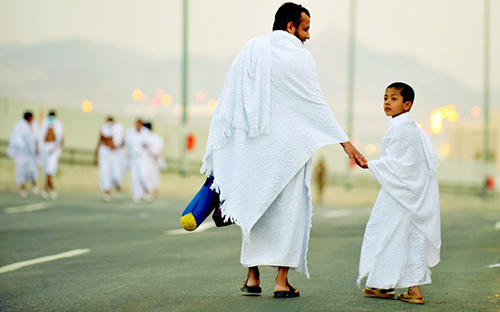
[0, 139, 202, 174]
[0, 139, 494, 195]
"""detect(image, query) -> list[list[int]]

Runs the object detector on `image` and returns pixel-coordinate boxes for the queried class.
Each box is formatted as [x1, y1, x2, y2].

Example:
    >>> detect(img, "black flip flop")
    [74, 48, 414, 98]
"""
[240, 283, 262, 295]
[273, 283, 300, 298]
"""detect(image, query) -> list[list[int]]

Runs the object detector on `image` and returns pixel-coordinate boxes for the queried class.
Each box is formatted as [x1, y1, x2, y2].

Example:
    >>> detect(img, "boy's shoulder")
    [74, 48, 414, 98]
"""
[386, 114, 420, 140]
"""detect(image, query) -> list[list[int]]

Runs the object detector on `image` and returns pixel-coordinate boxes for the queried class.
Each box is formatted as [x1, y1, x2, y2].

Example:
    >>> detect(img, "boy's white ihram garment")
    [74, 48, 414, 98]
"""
[201, 31, 348, 277]
[357, 113, 441, 289]
[8, 120, 39, 185]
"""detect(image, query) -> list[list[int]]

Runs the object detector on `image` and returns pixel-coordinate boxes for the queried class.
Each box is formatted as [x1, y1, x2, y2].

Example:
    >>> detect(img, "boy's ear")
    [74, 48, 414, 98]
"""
[404, 101, 413, 111]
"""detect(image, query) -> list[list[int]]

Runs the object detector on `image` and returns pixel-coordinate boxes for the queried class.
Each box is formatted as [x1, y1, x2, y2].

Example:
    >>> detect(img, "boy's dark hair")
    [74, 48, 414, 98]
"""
[387, 82, 415, 103]
[48, 110, 56, 117]
[272, 2, 310, 31]
[143, 122, 152, 130]
[23, 111, 33, 120]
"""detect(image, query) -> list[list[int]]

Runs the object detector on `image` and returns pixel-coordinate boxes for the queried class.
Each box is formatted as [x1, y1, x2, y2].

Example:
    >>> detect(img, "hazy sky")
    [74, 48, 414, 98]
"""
[1, 0, 499, 91]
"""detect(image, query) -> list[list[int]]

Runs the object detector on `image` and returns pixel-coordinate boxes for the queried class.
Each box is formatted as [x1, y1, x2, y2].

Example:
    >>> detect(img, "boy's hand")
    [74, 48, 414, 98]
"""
[340, 141, 368, 169]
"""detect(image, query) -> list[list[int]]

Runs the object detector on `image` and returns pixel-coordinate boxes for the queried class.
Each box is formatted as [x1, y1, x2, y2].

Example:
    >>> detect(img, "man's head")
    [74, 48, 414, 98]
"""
[48, 110, 56, 124]
[23, 111, 33, 123]
[383, 82, 414, 118]
[143, 122, 152, 131]
[135, 119, 143, 131]
[273, 2, 310, 43]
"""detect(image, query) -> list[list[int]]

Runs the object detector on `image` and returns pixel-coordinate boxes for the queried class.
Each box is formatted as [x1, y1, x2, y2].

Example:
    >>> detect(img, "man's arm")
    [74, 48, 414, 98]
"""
[93, 133, 102, 165]
[340, 141, 367, 168]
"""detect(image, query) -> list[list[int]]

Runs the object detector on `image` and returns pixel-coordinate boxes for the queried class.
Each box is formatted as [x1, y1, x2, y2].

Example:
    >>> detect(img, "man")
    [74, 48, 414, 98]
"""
[143, 122, 167, 197]
[38, 110, 64, 199]
[112, 120, 127, 196]
[126, 119, 152, 203]
[7, 111, 39, 197]
[201, 2, 365, 298]
[94, 116, 124, 201]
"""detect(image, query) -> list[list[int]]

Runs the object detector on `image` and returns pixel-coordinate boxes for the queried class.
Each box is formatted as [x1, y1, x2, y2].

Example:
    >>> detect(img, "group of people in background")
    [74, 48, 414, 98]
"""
[94, 117, 166, 203]
[7, 111, 166, 203]
[7, 110, 64, 199]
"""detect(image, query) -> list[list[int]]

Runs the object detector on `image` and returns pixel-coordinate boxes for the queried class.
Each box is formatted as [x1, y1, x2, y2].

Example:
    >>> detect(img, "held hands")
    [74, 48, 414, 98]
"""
[340, 141, 368, 169]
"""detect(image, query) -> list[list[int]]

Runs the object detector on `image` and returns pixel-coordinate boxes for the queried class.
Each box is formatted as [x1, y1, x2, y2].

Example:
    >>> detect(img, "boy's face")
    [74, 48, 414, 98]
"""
[383, 87, 413, 118]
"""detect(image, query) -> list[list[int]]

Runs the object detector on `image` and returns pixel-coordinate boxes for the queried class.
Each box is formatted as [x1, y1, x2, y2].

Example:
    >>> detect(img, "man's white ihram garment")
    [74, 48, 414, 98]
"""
[38, 118, 64, 175]
[147, 132, 165, 191]
[98, 123, 114, 192]
[126, 127, 151, 201]
[201, 31, 348, 277]
[7, 119, 39, 185]
[357, 113, 441, 289]
[112, 123, 127, 185]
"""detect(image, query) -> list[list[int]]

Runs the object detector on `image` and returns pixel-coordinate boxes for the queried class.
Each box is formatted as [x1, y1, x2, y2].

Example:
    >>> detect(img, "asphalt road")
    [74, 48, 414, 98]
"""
[0, 191, 499, 311]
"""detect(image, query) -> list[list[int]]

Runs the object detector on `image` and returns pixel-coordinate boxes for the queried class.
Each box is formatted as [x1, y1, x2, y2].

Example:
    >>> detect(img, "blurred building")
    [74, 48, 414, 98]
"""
[449, 110, 499, 167]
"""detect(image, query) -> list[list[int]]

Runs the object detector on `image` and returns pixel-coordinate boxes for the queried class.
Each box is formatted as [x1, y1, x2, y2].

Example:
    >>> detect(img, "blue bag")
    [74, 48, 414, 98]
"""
[180, 176, 220, 231]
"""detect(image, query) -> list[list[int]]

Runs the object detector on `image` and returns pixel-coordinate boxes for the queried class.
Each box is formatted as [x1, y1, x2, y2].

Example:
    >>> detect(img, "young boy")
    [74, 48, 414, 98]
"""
[357, 82, 441, 305]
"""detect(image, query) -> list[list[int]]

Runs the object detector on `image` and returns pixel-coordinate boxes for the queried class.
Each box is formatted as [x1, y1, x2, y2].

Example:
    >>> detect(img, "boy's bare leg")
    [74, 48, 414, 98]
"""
[245, 266, 260, 286]
[275, 267, 299, 293]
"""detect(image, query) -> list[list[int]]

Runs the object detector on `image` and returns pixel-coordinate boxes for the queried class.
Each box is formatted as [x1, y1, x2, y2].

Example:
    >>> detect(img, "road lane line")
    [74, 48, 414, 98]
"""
[324, 210, 355, 218]
[165, 222, 216, 235]
[0, 249, 91, 274]
[4, 203, 50, 214]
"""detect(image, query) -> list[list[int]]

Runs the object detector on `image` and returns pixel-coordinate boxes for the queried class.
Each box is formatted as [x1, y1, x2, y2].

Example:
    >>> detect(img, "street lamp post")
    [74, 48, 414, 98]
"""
[345, 0, 357, 189]
[483, 0, 490, 166]
[180, 0, 189, 175]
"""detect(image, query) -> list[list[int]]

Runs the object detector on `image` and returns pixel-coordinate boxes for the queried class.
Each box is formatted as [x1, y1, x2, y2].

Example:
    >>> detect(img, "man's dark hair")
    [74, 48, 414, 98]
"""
[387, 82, 415, 103]
[272, 2, 310, 31]
[48, 110, 56, 117]
[23, 111, 33, 121]
[143, 122, 152, 130]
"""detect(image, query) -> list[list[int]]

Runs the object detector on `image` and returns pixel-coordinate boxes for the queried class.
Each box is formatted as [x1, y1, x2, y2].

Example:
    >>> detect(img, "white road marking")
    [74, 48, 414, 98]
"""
[165, 222, 216, 235]
[0, 249, 91, 274]
[488, 263, 500, 268]
[4, 203, 50, 214]
[494, 221, 500, 231]
[324, 209, 356, 218]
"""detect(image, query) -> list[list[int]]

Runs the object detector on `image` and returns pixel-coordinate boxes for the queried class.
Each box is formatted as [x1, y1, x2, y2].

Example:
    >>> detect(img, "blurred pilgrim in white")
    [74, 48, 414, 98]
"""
[126, 119, 153, 203]
[38, 110, 64, 199]
[94, 116, 124, 201]
[7, 111, 39, 197]
[143, 122, 167, 197]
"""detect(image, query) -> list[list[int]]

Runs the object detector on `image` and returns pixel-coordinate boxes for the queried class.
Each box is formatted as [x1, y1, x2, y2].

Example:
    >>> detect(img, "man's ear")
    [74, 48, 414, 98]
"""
[286, 21, 296, 34]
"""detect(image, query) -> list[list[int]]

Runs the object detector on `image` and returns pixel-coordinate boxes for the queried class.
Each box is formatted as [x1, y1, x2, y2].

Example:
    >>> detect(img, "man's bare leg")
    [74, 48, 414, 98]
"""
[47, 175, 53, 190]
[245, 266, 260, 287]
[275, 267, 299, 294]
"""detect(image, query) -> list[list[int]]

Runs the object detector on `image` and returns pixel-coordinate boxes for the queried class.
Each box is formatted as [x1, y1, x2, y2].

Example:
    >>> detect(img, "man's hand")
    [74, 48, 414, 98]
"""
[340, 141, 368, 169]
